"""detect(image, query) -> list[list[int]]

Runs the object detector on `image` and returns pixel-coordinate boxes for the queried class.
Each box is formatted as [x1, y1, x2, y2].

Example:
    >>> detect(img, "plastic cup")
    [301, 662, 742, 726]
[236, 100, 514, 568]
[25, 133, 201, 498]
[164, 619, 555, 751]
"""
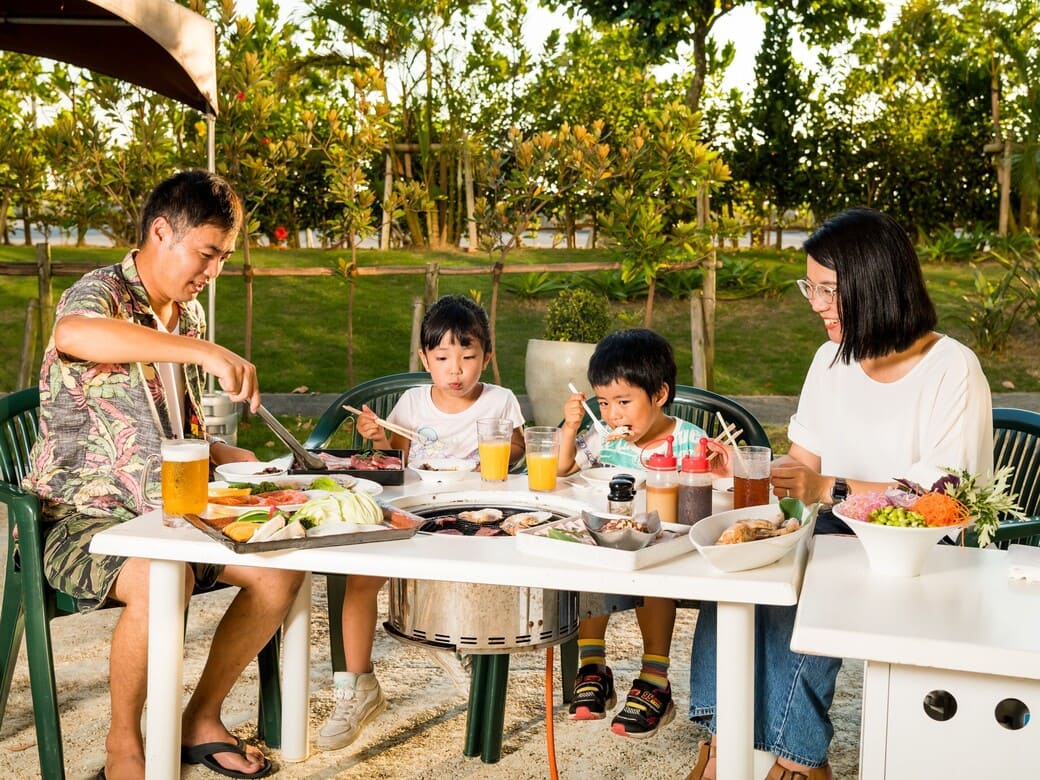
[477, 418, 512, 482]
[142, 439, 210, 527]
[524, 426, 560, 492]
[732, 445, 771, 509]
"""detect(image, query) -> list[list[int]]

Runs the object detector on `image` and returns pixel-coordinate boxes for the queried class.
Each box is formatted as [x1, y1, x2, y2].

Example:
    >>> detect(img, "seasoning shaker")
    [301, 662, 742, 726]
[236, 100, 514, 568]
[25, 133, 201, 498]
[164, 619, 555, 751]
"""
[607, 474, 637, 517]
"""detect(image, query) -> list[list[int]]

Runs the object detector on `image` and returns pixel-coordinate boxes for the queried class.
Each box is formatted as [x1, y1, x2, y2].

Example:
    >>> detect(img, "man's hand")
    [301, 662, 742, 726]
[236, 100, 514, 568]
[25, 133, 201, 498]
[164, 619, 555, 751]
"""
[202, 344, 260, 413]
[210, 441, 258, 467]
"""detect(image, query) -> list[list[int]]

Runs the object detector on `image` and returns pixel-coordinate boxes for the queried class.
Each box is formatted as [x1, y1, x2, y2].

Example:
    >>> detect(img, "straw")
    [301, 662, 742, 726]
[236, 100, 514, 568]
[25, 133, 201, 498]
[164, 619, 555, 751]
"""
[343, 405, 419, 442]
[567, 382, 608, 435]
[715, 411, 747, 472]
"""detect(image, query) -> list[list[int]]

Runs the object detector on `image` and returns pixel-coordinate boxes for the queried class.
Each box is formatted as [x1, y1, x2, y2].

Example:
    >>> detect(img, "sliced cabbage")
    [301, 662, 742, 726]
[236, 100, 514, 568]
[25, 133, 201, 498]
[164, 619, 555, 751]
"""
[291, 491, 383, 530]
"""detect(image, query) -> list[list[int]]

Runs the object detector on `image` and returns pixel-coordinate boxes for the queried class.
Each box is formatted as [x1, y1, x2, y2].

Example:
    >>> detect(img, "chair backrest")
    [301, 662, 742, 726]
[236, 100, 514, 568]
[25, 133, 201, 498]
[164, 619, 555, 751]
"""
[667, 385, 771, 449]
[305, 372, 433, 449]
[993, 407, 1040, 520]
[0, 388, 41, 486]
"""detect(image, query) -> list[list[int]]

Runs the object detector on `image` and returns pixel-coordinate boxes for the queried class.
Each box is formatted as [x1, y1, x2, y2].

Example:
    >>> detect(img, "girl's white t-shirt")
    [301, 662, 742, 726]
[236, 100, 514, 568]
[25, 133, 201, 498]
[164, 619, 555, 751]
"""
[387, 383, 524, 462]
[788, 335, 993, 487]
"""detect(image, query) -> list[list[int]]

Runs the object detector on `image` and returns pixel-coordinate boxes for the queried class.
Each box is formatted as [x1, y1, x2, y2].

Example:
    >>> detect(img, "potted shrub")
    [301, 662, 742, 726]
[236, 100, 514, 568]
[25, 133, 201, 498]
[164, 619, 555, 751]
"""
[524, 288, 613, 425]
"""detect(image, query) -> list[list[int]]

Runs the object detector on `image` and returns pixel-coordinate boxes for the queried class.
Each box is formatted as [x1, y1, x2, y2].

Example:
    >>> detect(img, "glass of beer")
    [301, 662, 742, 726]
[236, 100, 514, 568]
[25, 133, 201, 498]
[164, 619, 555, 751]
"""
[524, 426, 560, 492]
[733, 445, 772, 509]
[142, 439, 211, 527]
[477, 418, 512, 482]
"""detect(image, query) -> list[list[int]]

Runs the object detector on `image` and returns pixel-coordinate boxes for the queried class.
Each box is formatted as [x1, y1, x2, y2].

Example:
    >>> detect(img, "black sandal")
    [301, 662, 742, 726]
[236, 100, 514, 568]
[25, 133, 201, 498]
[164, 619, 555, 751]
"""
[181, 737, 273, 779]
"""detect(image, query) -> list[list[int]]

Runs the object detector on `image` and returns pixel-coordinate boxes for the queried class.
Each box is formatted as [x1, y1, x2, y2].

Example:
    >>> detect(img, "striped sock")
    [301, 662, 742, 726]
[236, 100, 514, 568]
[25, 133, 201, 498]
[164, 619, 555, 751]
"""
[577, 639, 607, 669]
[638, 653, 669, 688]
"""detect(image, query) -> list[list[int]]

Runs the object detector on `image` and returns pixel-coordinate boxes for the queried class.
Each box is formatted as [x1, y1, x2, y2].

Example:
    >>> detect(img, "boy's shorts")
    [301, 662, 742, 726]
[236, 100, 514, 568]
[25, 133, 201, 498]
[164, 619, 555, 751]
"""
[42, 505, 222, 612]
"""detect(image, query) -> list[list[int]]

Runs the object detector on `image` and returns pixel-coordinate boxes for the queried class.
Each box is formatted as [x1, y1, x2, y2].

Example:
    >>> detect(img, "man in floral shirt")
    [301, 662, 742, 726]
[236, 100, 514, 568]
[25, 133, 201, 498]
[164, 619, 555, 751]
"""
[25, 170, 302, 780]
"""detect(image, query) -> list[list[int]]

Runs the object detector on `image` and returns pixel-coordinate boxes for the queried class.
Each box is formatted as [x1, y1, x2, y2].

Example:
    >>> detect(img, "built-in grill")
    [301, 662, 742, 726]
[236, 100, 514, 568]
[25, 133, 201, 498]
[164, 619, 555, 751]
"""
[386, 490, 588, 653]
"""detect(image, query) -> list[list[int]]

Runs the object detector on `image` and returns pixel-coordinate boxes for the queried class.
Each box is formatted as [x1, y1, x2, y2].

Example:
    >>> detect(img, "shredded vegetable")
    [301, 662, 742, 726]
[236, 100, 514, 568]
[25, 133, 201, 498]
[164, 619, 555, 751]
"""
[836, 491, 891, 521]
[910, 491, 971, 527]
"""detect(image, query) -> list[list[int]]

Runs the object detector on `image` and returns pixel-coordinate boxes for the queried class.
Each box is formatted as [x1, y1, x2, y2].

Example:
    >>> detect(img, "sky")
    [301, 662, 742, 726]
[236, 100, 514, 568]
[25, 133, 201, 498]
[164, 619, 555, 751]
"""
[233, 0, 766, 93]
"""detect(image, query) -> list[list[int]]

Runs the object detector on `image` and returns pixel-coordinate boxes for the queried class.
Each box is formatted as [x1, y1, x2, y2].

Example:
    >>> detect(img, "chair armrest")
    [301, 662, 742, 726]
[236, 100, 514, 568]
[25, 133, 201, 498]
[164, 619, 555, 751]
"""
[0, 482, 44, 560]
[961, 516, 1040, 549]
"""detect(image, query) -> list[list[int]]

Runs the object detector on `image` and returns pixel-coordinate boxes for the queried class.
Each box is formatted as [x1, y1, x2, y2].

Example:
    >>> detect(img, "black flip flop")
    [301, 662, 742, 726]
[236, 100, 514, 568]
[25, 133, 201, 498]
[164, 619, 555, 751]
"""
[180, 737, 273, 779]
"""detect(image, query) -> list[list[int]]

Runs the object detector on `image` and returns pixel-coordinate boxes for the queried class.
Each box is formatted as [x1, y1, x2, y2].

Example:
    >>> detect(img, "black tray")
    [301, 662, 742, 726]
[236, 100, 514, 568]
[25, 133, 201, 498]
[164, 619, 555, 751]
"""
[290, 448, 405, 486]
[184, 504, 422, 553]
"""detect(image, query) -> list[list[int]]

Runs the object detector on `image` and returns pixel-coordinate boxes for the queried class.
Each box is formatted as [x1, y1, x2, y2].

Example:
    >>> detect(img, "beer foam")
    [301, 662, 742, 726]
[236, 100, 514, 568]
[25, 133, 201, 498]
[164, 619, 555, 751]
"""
[160, 439, 210, 462]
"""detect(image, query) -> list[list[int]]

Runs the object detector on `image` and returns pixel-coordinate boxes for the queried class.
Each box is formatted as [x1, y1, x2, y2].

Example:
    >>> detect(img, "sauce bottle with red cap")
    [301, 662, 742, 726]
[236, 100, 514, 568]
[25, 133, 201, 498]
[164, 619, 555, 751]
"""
[678, 438, 713, 525]
[642, 436, 678, 523]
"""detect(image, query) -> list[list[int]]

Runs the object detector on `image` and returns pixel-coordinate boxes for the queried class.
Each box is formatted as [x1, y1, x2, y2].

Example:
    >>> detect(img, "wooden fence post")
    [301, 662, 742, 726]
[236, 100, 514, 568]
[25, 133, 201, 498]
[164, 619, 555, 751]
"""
[489, 261, 503, 385]
[36, 243, 53, 352]
[423, 262, 439, 307]
[409, 297, 424, 372]
[17, 299, 39, 390]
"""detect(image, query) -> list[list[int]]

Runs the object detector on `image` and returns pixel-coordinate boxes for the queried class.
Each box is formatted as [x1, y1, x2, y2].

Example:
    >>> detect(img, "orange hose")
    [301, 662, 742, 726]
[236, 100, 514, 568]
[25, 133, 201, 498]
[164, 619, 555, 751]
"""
[546, 646, 560, 779]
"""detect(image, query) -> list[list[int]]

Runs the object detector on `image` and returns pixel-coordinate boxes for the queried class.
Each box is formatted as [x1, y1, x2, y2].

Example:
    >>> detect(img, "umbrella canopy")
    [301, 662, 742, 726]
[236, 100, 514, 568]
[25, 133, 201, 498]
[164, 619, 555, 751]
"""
[0, 0, 217, 115]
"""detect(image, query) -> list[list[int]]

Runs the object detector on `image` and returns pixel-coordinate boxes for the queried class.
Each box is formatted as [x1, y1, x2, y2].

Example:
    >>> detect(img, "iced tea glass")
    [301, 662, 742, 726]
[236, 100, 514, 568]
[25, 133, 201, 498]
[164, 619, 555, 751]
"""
[477, 418, 512, 482]
[732, 445, 772, 509]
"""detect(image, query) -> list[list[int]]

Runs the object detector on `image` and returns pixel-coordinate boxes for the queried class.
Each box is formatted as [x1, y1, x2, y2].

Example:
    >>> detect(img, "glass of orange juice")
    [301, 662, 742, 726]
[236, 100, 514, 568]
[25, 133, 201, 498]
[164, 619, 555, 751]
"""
[524, 426, 560, 492]
[477, 418, 513, 482]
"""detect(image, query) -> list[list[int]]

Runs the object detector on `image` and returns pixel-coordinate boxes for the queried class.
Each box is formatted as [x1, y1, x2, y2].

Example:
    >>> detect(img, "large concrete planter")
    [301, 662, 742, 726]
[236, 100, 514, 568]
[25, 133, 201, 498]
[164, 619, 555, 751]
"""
[524, 339, 597, 426]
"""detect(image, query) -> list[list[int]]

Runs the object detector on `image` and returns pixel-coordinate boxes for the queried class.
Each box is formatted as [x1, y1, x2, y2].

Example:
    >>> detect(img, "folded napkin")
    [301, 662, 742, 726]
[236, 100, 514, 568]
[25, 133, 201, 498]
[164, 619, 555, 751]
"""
[1007, 543, 1040, 582]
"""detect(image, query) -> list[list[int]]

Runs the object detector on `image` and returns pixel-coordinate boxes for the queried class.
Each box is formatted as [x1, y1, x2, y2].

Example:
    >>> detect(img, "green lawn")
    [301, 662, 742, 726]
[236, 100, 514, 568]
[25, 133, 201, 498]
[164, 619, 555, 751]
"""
[3, 244, 1038, 400]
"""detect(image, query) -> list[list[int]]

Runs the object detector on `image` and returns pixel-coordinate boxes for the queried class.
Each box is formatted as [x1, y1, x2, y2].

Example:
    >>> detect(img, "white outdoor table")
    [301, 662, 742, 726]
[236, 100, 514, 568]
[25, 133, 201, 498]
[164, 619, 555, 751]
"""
[791, 536, 1040, 778]
[90, 473, 807, 780]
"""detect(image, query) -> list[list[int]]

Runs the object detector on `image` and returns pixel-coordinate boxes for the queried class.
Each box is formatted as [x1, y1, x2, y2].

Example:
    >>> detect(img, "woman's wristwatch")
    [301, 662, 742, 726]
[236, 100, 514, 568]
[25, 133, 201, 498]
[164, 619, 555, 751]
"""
[830, 477, 849, 504]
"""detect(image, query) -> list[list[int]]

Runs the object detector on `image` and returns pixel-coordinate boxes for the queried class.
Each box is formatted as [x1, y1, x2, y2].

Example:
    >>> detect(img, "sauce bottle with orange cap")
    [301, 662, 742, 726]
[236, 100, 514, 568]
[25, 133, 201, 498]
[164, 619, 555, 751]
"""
[642, 435, 679, 523]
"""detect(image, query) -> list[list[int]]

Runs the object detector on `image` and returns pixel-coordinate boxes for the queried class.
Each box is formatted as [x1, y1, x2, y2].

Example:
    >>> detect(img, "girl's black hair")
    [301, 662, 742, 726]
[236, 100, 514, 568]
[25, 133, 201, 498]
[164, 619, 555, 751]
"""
[803, 207, 937, 364]
[587, 328, 676, 404]
[420, 295, 493, 354]
[140, 169, 243, 245]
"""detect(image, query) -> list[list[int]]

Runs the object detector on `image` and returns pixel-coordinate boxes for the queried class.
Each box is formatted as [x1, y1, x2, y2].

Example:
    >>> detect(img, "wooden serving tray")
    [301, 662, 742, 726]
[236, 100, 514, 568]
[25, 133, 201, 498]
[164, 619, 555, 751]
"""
[184, 506, 422, 554]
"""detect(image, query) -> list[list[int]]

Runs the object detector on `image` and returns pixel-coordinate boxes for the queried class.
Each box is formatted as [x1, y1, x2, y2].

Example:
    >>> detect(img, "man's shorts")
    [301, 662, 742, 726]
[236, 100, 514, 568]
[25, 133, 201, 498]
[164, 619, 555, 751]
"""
[42, 505, 222, 612]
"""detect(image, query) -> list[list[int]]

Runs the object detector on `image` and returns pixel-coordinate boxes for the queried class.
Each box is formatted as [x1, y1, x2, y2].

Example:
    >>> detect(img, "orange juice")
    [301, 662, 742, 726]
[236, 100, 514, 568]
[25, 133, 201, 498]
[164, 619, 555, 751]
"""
[478, 440, 511, 481]
[526, 453, 558, 492]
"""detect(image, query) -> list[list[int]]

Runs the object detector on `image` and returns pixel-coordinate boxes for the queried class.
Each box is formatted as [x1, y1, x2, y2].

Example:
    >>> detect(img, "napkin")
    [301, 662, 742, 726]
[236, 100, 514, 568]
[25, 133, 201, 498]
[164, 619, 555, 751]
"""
[1007, 543, 1040, 582]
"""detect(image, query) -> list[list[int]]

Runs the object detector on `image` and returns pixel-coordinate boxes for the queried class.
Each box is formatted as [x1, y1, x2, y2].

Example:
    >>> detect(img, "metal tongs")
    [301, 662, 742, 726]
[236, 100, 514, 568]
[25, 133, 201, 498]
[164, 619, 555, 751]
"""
[255, 403, 327, 471]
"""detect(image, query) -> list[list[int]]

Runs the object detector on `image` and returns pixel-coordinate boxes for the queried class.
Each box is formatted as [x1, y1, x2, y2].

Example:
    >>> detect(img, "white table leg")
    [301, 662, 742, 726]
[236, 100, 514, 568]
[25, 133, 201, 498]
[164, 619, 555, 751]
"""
[716, 601, 755, 780]
[146, 559, 186, 780]
[280, 572, 311, 762]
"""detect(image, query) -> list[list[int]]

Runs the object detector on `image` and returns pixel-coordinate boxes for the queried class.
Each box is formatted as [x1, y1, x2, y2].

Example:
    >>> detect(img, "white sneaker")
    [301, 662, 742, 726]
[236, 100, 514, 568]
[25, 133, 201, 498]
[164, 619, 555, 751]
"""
[317, 671, 387, 751]
[427, 649, 472, 693]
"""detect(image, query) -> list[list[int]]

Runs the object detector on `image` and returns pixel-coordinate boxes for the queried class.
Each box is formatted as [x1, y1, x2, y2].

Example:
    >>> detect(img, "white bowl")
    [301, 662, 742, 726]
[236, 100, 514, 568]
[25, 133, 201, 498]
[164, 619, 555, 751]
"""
[689, 503, 815, 573]
[833, 504, 966, 577]
[409, 458, 479, 484]
[215, 460, 289, 483]
[579, 466, 647, 489]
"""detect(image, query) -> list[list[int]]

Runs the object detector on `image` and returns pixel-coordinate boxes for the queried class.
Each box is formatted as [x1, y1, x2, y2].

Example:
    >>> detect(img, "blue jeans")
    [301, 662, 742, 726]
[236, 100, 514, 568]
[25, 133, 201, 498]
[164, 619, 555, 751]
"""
[687, 508, 845, 767]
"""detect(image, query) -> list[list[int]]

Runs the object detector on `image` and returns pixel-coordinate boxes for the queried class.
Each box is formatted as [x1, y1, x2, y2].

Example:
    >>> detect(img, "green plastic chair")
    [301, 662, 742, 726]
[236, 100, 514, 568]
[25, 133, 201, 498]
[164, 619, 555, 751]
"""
[0, 388, 283, 778]
[961, 407, 1040, 547]
[305, 371, 433, 451]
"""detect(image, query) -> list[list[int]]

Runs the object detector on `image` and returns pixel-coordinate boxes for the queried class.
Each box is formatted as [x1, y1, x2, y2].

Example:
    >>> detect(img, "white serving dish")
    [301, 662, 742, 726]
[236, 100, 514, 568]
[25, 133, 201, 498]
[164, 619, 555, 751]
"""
[578, 466, 647, 489]
[209, 474, 382, 497]
[517, 515, 693, 570]
[833, 503, 966, 577]
[408, 457, 479, 484]
[689, 503, 816, 573]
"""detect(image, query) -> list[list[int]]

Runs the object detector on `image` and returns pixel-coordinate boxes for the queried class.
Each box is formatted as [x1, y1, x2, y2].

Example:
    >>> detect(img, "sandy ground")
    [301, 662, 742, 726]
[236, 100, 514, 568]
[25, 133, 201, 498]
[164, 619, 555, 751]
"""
[0, 560, 864, 780]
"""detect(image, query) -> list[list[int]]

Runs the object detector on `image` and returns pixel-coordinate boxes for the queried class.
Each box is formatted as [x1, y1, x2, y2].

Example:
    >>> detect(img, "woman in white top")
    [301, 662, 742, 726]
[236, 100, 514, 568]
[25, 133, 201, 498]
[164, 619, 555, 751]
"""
[686, 208, 993, 780]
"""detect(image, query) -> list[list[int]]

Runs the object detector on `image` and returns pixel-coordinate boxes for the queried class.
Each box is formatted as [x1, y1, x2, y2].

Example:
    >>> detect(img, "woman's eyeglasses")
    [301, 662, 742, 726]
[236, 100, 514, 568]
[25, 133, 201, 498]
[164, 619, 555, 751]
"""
[796, 278, 838, 304]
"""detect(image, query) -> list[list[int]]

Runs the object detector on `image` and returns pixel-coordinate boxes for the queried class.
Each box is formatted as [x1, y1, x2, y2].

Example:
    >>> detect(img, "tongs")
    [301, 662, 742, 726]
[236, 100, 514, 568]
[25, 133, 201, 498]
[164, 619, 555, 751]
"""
[255, 403, 327, 471]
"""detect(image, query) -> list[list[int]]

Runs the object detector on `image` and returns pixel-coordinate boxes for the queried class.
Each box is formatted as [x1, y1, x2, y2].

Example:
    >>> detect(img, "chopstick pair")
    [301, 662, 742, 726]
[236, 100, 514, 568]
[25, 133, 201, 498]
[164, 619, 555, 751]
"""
[713, 412, 748, 469]
[343, 405, 419, 442]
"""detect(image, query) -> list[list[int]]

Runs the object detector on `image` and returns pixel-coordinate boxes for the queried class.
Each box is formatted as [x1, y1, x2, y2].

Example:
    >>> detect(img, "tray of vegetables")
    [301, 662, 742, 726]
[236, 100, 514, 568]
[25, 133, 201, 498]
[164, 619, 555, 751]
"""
[187, 487, 424, 553]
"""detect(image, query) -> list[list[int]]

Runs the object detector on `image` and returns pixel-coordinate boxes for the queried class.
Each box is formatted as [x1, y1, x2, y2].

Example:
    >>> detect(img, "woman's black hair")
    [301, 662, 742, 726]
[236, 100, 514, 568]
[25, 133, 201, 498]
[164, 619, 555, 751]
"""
[803, 207, 937, 364]
[139, 169, 243, 245]
[587, 328, 676, 404]
[420, 294, 493, 354]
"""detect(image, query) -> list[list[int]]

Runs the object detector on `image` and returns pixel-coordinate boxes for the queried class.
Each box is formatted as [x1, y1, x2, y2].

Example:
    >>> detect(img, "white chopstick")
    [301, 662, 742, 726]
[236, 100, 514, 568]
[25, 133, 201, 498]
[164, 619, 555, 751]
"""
[715, 411, 747, 471]
[568, 382, 608, 435]
[343, 405, 419, 442]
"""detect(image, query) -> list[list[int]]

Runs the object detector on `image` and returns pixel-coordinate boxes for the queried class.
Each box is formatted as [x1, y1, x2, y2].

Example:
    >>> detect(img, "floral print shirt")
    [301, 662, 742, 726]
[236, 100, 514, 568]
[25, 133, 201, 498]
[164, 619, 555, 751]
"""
[25, 252, 208, 521]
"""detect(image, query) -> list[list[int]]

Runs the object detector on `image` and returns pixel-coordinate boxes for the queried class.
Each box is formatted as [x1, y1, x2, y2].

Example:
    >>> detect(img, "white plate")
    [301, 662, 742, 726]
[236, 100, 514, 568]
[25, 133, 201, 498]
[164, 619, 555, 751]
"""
[689, 503, 815, 573]
[214, 460, 289, 483]
[206, 489, 329, 516]
[579, 466, 647, 489]
[210, 475, 382, 497]
[409, 458, 479, 484]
